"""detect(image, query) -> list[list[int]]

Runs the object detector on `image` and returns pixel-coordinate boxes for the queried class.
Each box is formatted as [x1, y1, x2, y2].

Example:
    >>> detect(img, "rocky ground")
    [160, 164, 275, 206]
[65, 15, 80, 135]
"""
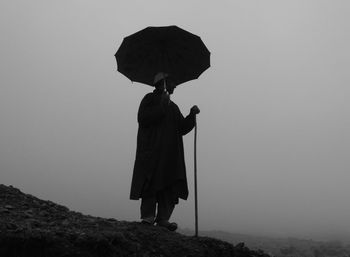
[0, 184, 270, 257]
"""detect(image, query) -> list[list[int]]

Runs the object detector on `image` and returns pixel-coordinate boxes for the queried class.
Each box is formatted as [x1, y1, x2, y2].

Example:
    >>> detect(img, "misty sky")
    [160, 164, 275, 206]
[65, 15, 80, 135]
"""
[1, 1, 350, 241]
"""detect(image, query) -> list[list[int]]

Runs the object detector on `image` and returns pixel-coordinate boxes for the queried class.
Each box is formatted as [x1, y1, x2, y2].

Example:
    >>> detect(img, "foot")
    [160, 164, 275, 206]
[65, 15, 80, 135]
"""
[156, 221, 178, 231]
[141, 217, 155, 225]
[141, 220, 154, 225]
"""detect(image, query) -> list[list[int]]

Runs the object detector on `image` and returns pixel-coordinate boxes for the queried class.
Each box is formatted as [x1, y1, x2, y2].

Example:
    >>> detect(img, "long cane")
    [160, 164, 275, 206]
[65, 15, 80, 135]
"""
[194, 116, 198, 237]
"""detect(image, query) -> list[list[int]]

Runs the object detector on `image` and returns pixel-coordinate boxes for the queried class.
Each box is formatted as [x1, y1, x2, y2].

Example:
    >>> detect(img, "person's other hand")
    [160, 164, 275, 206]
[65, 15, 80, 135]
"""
[190, 105, 200, 115]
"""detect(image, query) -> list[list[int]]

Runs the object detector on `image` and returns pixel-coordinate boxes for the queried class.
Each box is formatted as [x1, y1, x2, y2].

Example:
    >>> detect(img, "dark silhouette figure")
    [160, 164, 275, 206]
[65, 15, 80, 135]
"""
[130, 72, 200, 231]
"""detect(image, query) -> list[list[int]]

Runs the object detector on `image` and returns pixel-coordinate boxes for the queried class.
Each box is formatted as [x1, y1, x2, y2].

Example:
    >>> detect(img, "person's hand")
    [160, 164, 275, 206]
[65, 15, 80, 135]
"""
[190, 105, 200, 115]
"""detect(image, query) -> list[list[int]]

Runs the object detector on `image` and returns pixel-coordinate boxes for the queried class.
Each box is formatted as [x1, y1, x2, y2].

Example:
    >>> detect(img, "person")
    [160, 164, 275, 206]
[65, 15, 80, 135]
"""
[130, 72, 200, 231]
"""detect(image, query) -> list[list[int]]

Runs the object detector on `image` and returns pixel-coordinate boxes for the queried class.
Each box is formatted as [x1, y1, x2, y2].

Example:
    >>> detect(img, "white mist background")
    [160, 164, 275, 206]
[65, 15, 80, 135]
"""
[1, 0, 350, 241]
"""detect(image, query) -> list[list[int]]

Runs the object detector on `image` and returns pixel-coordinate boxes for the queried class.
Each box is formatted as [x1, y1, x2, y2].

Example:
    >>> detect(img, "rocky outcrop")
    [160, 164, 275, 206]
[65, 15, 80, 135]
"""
[0, 184, 269, 257]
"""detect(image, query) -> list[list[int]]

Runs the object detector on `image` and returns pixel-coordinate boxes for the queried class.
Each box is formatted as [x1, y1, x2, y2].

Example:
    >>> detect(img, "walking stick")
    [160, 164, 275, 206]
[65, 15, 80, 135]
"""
[194, 116, 198, 237]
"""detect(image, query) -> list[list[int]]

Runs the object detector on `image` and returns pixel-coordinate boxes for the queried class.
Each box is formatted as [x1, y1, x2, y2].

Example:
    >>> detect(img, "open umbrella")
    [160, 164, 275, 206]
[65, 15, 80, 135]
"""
[115, 25, 210, 86]
[115, 25, 210, 237]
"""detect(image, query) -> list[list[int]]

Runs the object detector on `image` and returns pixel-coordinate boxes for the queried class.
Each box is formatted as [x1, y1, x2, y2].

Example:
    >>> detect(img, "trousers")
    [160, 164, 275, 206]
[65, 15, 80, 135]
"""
[140, 189, 176, 223]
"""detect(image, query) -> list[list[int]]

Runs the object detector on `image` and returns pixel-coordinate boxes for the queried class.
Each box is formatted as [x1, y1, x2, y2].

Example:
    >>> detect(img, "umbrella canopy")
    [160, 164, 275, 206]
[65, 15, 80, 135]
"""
[115, 25, 210, 86]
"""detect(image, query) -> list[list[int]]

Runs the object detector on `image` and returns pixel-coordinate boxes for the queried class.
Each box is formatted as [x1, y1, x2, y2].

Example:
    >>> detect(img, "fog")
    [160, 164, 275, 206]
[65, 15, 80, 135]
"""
[1, 0, 350, 242]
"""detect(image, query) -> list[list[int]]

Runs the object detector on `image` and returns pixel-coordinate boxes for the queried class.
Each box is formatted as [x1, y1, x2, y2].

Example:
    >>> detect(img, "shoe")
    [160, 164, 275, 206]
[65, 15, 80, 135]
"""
[156, 221, 178, 231]
[141, 220, 154, 225]
[141, 217, 155, 225]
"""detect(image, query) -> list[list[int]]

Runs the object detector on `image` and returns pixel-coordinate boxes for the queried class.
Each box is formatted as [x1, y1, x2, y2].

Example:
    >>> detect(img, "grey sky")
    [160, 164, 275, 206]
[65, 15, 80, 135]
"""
[1, 0, 350, 241]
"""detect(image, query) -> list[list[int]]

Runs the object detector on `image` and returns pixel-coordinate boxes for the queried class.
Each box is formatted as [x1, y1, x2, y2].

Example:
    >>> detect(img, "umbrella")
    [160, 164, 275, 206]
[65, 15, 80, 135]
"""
[116, 25, 210, 237]
[115, 25, 210, 86]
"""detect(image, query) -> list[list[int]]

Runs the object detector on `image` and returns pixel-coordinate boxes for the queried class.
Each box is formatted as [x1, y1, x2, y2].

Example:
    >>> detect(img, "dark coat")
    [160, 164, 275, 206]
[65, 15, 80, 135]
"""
[130, 89, 195, 203]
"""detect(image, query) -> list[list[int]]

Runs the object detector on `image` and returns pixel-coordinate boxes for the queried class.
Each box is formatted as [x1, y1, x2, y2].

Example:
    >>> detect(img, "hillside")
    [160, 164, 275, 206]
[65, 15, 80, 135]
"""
[0, 184, 269, 257]
[179, 229, 350, 257]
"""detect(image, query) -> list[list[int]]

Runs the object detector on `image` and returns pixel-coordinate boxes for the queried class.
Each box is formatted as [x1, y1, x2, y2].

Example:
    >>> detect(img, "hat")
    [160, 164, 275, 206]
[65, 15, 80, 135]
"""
[153, 72, 169, 84]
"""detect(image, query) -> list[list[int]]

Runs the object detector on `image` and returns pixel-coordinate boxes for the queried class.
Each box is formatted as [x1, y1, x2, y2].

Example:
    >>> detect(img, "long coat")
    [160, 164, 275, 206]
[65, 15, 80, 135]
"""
[130, 89, 195, 203]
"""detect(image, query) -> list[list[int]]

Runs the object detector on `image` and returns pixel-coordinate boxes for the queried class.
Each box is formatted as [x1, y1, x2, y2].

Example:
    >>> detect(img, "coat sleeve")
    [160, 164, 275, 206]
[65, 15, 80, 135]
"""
[138, 93, 167, 127]
[179, 110, 196, 136]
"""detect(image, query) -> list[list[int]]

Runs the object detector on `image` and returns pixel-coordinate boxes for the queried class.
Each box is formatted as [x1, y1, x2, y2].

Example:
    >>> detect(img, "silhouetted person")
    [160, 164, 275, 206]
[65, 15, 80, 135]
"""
[130, 72, 200, 231]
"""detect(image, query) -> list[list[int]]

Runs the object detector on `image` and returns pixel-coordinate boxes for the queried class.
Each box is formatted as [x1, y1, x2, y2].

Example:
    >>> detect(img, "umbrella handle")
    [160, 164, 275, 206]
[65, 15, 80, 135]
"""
[163, 79, 168, 94]
[163, 79, 170, 104]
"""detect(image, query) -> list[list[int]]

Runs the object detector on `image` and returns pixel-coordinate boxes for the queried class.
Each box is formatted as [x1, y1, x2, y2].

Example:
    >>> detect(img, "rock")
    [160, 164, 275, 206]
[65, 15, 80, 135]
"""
[39, 210, 49, 217]
[24, 209, 34, 218]
[4, 205, 14, 210]
[29, 219, 41, 228]
[6, 222, 18, 230]
[0, 207, 10, 214]
[61, 219, 70, 226]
